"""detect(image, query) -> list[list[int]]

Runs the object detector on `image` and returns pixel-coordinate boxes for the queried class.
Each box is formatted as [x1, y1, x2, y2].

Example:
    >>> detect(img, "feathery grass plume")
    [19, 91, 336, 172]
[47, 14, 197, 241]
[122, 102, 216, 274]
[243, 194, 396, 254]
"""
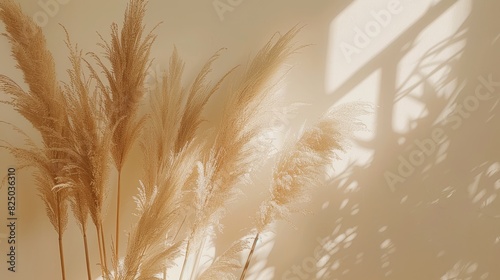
[0, 1, 71, 279]
[139, 49, 236, 278]
[173, 48, 236, 153]
[258, 102, 369, 231]
[142, 47, 234, 204]
[90, 0, 155, 169]
[2, 145, 69, 234]
[239, 102, 370, 280]
[198, 238, 250, 280]
[192, 26, 303, 238]
[201, 27, 303, 224]
[141, 49, 185, 201]
[115, 142, 201, 280]
[54, 31, 113, 279]
[88, 0, 158, 262]
[179, 27, 303, 280]
[61, 33, 111, 232]
[2, 145, 71, 280]
[0, 0, 68, 144]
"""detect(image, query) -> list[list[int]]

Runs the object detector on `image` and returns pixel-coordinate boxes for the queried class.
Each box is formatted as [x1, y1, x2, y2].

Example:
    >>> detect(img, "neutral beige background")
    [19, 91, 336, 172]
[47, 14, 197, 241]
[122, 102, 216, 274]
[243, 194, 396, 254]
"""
[1, 0, 499, 279]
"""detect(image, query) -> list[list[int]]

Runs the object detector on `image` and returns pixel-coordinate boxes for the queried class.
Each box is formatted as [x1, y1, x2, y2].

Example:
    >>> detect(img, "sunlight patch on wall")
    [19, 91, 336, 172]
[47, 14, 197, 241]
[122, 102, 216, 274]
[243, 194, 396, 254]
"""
[468, 162, 500, 218]
[440, 261, 487, 280]
[325, 69, 380, 179]
[326, 0, 471, 140]
[325, 0, 426, 94]
[392, 0, 470, 135]
[314, 225, 359, 279]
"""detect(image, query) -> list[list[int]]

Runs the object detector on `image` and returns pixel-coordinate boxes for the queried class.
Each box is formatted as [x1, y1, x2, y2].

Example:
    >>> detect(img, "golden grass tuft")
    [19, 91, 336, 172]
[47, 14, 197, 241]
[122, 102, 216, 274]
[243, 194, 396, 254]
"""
[177, 27, 304, 280]
[86, 0, 158, 264]
[90, 0, 156, 169]
[55, 31, 114, 278]
[257, 102, 370, 231]
[240, 102, 370, 279]
[192, 27, 304, 234]
[59, 32, 112, 231]
[117, 143, 201, 280]
[0, 1, 73, 279]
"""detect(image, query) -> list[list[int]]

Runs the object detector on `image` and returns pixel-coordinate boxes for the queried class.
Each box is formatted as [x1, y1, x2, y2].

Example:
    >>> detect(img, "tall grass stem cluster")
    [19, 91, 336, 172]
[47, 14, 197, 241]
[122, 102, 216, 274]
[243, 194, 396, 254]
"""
[0, 0, 369, 279]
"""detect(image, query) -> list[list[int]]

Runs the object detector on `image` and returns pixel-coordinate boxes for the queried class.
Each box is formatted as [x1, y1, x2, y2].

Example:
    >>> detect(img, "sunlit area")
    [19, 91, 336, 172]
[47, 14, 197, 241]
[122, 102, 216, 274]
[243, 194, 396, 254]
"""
[313, 0, 499, 279]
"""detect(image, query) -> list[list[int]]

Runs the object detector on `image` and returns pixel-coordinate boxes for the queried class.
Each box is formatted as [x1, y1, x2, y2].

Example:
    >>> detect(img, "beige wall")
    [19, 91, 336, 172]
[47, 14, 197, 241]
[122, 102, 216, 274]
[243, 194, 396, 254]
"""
[0, 0, 499, 279]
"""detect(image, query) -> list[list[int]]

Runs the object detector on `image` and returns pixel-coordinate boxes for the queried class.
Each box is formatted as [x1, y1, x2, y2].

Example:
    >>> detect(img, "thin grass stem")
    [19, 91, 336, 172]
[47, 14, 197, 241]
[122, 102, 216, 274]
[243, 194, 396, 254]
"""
[115, 167, 122, 263]
[179, 239, 192, 280]
[56, 193, 66, 280]
[101, 224, 108, 273]
[239, 232, 260, 280]
[82, 229, 92, 280]
[96, 225, 106, 278]
[189, 234, 206, 280]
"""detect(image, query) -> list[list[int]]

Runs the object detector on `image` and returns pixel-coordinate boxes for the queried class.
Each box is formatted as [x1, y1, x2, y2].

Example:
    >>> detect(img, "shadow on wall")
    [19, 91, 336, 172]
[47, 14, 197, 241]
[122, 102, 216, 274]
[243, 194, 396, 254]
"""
[260, 0, 500, 279]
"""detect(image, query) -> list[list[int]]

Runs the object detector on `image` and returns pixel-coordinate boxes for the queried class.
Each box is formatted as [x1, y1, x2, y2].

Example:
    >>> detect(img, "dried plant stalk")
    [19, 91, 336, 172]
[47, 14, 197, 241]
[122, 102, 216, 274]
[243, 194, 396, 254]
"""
[258, 103, 369, 230]
[115, 143, 200, 280]
[174, 48, 235, 153]
[198, 238, 250, 280]
[142, 47, 233, 196]
[179, 28, 302, 279]
[56, 32, 113, 279]
[0, 1, 71, 279]
[139, 46, 235, 279]
[140, 49, 185, 202]
[125, 44, 235, 274]
[88, 0, 157, 262]
[90, 0, 155, 169]
[239, 233, 259, 280]
[197, 27, 303, 229]
[239, 102, 370, 279]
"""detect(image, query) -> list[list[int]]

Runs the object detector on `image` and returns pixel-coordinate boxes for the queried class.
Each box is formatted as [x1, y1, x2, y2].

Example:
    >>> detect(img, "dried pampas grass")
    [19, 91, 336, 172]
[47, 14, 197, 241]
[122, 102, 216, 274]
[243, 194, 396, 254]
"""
[88, 0, 158, 261]
[141, 47, 232, 200]
[0, 1, 369, 279]
[90, 0, 155, 169]
[258, 102, 370, 231]
[239, 102, 370, 279]
[118, 143, 200, 280]
[56, 31, 113, 279]
[0, 0, 71, 279]
[177, 27, 304, 280]
[191, 26, 303, 240]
